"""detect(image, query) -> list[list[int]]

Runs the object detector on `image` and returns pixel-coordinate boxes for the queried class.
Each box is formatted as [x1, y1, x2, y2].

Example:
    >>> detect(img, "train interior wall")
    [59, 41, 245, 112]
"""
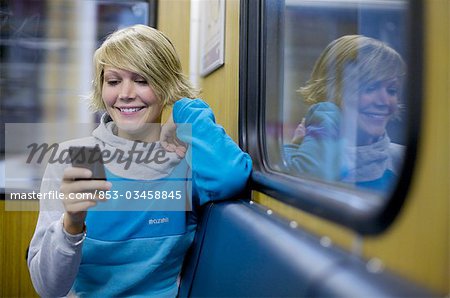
[252, 0, 449, 293]
[0, 0, 448, 296]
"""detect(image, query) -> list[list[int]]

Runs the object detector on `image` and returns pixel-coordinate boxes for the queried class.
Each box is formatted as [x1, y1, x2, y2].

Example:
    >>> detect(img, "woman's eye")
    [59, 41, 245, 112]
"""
[135, 80, 148, 85]
[106, 80, 119, 86]
[387, 87, 398, 96]
[363, 85, 377, 93]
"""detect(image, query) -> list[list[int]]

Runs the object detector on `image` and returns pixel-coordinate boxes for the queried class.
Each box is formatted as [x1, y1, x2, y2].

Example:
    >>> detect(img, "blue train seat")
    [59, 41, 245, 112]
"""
[179, 200, 435, 297]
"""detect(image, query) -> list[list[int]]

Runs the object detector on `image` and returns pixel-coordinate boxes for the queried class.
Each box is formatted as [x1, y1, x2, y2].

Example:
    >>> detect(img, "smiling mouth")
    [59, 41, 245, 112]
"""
[117, 107, 145, 113]
[362, 111, 391, 120]
[366, 114, 387, 119]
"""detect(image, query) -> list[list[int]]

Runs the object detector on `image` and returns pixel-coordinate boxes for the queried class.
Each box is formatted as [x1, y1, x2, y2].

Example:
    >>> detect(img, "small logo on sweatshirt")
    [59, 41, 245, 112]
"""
[148, 217, 169, 225]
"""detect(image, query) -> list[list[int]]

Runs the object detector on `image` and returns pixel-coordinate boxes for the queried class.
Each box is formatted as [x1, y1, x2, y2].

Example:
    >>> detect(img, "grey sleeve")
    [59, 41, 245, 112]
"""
[27, 163, 84, 297]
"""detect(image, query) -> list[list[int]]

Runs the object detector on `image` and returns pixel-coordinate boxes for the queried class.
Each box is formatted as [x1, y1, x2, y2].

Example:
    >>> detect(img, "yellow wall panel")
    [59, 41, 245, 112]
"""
[198, 0, 240, 141]
[157, 0, 191, 77]
[157, 0, 191, 123]
[0, 201, 39, 297]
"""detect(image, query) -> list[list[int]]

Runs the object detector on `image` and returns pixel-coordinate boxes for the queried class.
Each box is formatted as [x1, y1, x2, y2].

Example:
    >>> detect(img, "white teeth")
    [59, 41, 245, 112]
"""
[370, 114, 387, 118]
[120, 107, 141, 112]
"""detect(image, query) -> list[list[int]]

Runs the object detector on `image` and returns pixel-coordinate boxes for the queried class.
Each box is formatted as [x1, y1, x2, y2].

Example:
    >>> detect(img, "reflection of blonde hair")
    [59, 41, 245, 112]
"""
[90, 25, 198, 111]
[299, 35, 406, 107]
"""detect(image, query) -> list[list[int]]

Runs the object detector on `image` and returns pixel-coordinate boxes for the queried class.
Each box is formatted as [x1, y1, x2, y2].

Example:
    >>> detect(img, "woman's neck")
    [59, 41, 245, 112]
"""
[117, 125, 162, 143]
[356, 133, 383, 146]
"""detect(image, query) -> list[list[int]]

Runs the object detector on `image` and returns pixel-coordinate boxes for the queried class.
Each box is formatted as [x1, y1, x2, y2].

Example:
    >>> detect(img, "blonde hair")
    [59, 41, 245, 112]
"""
[299, 35, 406, 107]
[90, 24, 199, 111]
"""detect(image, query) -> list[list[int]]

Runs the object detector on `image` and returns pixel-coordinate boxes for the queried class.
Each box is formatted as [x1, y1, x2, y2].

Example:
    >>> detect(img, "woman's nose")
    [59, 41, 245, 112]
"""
[119, 80, 136, 100]
[376, 88, 394, 105]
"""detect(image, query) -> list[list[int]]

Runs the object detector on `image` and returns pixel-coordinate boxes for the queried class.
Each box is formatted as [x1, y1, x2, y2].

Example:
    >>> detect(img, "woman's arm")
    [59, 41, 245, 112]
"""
[27, 163, 84, 297]
[283, 102, 343, 181]
[28, 158, 111, 296]
[172, 98, 252, 205]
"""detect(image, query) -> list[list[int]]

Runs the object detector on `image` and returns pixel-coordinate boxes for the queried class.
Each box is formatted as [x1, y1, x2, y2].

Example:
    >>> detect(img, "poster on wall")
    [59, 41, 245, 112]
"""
[200, 0, 225, 76]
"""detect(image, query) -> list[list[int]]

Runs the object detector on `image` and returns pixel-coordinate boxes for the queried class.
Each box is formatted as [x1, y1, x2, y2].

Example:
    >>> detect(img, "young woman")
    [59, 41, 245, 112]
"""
[28, 24, 252, 297]
[284, 35, 405, 191]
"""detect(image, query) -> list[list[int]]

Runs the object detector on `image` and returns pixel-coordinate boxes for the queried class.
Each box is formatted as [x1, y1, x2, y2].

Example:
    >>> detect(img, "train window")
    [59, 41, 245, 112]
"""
[0, 0, 155, 153]
[0, 0, 155, 197]
[240, 0, 423, 233]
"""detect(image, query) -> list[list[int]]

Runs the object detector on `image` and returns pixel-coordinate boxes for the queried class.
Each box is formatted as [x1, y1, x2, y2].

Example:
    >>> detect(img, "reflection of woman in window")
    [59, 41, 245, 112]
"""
[284, 35, 405, 192]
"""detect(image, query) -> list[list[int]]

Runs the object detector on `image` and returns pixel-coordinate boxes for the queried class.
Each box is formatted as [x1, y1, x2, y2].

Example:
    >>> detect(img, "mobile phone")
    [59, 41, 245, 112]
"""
[69, 146, 106, 180]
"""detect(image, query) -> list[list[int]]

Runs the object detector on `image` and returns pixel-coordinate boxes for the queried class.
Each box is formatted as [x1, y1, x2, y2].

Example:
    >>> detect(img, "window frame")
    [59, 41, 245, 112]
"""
[239, 0, 423, 234]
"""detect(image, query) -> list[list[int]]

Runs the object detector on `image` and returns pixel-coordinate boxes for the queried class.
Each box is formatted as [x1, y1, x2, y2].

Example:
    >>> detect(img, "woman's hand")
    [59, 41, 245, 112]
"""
[60, 167, 111, 234]
[291, 118, 306, 145]
[160, 113, 187, 158]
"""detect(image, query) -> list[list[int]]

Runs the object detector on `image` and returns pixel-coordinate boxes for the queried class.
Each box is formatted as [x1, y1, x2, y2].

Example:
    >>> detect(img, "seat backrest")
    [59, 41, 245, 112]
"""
[179, 200, 435, 297]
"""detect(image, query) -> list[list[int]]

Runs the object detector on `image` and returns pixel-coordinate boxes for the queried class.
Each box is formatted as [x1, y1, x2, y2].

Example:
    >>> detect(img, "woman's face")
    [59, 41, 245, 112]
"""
[355, 78, 400, 145]
[102, 66, 163, 142]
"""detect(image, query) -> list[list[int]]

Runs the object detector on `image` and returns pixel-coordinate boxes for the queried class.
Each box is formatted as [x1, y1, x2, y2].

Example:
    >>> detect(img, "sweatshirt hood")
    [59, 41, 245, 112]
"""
[91, 113, 182, 180]
[342, 134, 403, 183]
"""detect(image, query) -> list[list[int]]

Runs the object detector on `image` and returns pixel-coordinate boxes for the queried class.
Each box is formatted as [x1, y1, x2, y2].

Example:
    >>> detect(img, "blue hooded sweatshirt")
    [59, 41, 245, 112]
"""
[28, 98, 252, 297]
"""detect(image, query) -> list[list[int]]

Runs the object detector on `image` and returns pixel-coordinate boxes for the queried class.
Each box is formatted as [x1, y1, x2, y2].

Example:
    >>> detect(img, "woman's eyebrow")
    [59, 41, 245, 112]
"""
[104, 70, 119, 76]
[131, 73, 145, 79]
[385, 77, 399, 83]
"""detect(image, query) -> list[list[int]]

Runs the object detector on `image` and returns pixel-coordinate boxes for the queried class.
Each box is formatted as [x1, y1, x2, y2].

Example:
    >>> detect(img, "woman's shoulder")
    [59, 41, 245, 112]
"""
[305, 101, 341, 129]
[173, 98, 210, 112]
[388, 142, 405, 172]
[172, 98, 214, 124]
